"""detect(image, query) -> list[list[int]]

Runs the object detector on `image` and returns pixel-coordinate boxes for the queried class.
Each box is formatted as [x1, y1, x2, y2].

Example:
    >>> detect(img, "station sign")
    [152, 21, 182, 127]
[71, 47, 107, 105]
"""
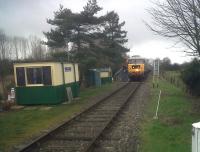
[65, 67, 71, 72]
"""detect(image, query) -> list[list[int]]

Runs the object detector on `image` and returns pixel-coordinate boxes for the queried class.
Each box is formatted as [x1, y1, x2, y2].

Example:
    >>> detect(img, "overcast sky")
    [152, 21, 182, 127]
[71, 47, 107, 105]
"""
[0, 0, 193, 63]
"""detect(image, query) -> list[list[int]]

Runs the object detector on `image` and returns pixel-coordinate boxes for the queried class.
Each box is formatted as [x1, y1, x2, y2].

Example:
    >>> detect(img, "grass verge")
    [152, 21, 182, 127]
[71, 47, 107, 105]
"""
[0, 83, 115, 152]
[140, 77, 200, 152]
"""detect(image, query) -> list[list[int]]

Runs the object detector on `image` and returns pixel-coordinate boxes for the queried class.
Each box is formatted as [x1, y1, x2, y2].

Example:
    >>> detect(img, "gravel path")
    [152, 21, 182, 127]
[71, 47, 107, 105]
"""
[18, 83, 140, 152]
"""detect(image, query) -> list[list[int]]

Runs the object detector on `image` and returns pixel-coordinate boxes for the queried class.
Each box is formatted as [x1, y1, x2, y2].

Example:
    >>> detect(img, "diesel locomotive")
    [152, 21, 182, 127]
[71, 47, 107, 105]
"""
[127, 56, 151, 80]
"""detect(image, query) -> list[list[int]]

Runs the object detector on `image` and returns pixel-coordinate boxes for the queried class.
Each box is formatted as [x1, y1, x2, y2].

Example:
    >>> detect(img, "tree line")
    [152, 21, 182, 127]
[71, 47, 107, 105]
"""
[147, 0, 200, 57]
[158, 57, 200, 96]
[0, 30, 46, 60]
[147, 0, 200, 96]
[44, 0, 128, 72]
[0, 0, 128, 98]
[44, 0, 128, 85]
[0, 0, 128, 71]
[0, 31, 47, 99]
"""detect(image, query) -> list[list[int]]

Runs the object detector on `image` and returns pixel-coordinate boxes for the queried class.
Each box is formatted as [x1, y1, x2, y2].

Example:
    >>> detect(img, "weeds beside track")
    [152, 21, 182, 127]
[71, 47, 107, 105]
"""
[17, 82, 140, 152]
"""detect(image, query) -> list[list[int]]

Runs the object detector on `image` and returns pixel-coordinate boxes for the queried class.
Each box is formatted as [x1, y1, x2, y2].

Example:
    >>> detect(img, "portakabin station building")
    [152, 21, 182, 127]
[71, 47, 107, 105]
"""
[13, 61, 79, 105]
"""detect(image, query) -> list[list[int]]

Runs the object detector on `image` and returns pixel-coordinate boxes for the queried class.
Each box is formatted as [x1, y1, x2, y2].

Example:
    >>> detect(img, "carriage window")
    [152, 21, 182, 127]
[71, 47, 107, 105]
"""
[26, 66, 52, 85]
[16, 67, 26, 86]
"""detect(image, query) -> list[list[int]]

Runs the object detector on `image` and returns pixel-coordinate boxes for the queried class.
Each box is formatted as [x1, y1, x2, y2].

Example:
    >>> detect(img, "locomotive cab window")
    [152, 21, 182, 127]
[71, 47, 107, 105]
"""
[132, 65, 140, 69]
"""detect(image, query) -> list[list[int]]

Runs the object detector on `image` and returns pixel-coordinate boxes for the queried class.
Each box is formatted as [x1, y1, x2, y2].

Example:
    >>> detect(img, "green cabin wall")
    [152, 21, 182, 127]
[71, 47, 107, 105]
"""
[16, 82, 79, 105]
[101, 77, 112, 85]
[65, 82, 80, 99]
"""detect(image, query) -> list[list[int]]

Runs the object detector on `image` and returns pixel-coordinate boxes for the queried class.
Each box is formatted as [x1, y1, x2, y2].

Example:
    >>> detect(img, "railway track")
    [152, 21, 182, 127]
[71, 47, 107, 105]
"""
[17, 82, 141, 152]
[88, 82, 147, 152]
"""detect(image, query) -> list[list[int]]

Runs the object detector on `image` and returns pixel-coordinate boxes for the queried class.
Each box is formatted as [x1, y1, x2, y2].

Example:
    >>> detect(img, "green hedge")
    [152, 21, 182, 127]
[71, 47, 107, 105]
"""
[181, 59, 200, 96]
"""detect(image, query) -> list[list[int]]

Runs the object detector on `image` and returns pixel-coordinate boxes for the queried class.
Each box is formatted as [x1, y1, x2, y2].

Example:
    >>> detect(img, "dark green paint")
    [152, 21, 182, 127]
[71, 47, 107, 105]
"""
[101, 77, 112, 85]
[65, 82, 80, 99]
[86, 70, 101, 87]
[16, 82, 79, 105]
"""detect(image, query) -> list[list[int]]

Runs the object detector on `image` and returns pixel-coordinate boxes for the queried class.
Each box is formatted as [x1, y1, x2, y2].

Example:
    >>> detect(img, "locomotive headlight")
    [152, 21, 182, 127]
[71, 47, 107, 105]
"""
[136, 69, 139, 72]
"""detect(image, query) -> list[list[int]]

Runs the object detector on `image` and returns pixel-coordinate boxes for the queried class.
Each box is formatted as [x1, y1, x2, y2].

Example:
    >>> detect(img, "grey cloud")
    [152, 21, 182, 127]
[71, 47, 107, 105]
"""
[0, 0, 192, 63]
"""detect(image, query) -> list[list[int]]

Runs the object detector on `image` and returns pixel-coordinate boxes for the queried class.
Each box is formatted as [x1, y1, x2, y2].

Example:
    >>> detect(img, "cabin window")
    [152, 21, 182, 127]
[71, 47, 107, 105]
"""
[27, 68, 43, 84]
[26, 66, 52, 85]
[42, 66, 52, 85]
[16, 67, 26, 86]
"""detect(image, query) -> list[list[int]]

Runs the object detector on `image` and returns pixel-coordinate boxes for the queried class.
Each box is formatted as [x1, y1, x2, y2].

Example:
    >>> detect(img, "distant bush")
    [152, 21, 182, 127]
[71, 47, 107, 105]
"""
[181, 59, 200, 96]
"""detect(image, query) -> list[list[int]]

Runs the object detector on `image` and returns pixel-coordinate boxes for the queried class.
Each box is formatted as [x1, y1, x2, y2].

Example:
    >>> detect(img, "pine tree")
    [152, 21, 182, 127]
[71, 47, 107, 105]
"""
[44, 0, 129, 83]
[103, 11, 128, 46]
[99, 11, 129, 72]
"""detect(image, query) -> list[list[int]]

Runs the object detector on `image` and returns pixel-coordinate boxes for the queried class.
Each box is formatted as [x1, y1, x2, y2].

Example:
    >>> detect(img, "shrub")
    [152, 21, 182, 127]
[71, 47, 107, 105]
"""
[0, 93, 3, 101]
[6, 81, 15, 92]
[181, 58, 200, 96]
[2, 101, 12, 111]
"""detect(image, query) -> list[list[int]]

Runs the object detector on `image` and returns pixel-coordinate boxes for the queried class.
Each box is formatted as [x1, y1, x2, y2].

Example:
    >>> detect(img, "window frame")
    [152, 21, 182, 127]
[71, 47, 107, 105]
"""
[26, 66, 53, 86]
[26, 67, 44, 86]
[16, 67, 26, 87]
[15, 66, 53, 87]
[42, 66, 53, 86]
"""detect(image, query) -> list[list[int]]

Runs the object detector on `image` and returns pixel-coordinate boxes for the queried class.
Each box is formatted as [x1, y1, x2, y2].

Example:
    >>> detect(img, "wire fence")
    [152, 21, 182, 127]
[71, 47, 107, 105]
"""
[161, 71, 190, 94]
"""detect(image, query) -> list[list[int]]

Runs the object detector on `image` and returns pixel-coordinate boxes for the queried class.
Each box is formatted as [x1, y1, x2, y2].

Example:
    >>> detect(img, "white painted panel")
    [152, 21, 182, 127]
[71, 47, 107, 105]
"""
[100, 72, 109, 78]
[192, 122, 200, 152]
[64, 64, 74, 84]
[75, 64, 79, 81]
[52, 63, 63, 86]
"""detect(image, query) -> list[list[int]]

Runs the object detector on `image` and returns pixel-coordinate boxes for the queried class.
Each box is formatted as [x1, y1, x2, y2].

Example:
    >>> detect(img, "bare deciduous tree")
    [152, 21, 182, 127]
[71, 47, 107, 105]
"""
[29, 35, 46, 60]
[0, 30, 8, 60]
[12, 36, 19, 60]
[147, 0, 200, 57]
[18, 37, 29, 59]
[6, 37, 13, 59]
[0, 30, 12, 98]
[12, 36, 29, 60]
[0, 30, 14, 60]
[21, 38, 29, 59]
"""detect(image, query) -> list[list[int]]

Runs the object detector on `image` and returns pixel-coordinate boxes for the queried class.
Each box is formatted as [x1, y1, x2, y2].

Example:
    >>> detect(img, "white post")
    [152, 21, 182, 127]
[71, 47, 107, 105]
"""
[153, 90, 162, 119]
[192, 122, 200, 152]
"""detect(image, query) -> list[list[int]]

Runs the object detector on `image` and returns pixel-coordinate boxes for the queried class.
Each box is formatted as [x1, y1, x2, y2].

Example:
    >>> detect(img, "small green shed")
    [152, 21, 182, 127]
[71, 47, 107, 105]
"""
[86, 67, 112, 87]
[100, 68, 112, 84]
[14, 62, 79, 105]
[86, 69, 101, 87]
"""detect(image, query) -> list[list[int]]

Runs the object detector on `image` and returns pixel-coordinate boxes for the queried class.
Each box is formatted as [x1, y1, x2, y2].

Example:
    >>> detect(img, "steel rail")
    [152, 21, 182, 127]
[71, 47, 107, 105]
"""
[84, 82, 141, 152]
[16, 82, 129, 152]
